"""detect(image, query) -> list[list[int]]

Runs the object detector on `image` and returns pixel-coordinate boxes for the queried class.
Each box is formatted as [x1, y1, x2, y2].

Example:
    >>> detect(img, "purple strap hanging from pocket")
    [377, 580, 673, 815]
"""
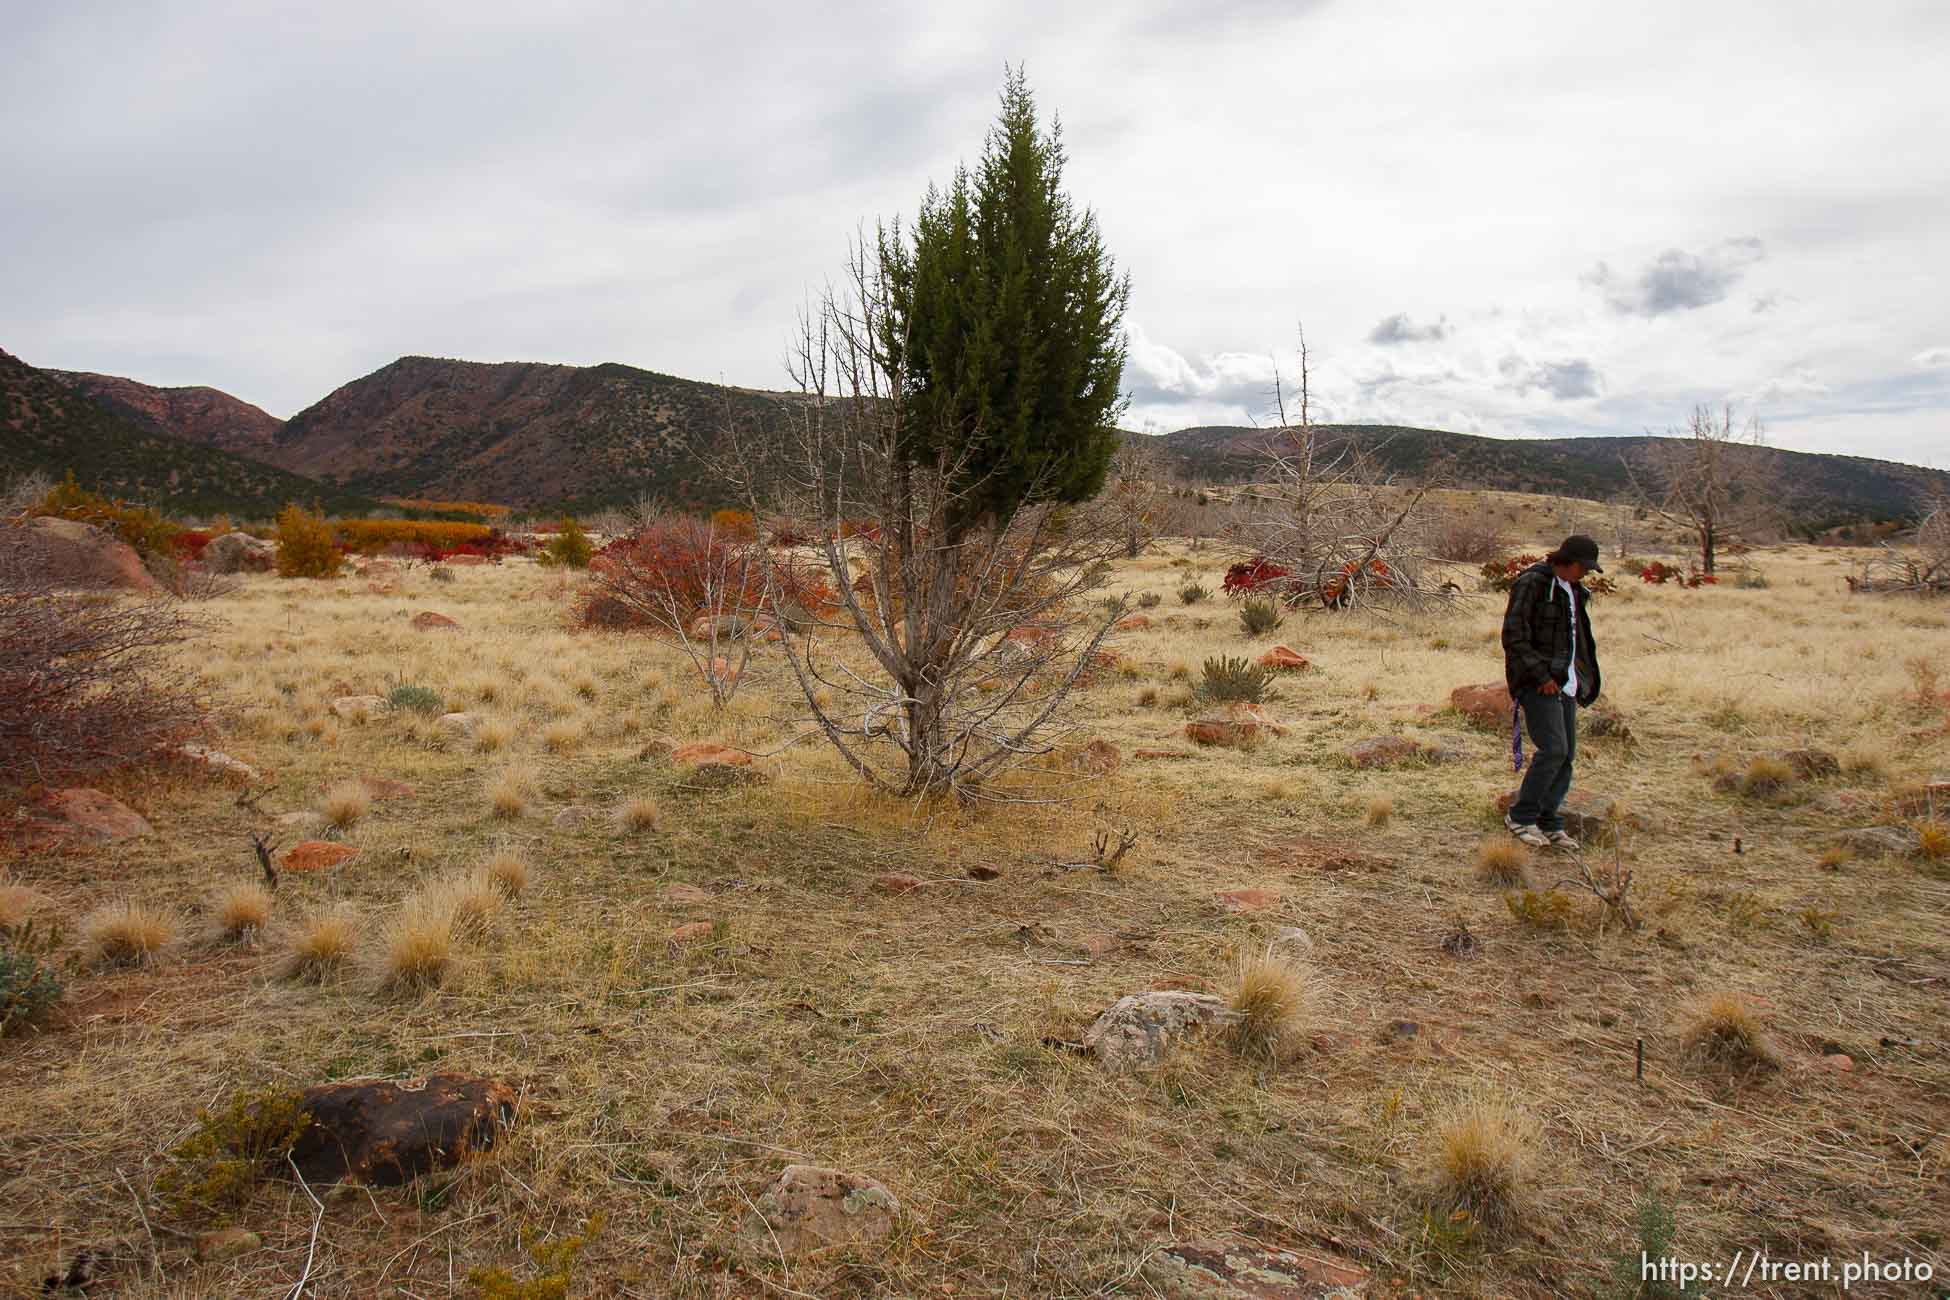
[1510, 699, 1524, 772]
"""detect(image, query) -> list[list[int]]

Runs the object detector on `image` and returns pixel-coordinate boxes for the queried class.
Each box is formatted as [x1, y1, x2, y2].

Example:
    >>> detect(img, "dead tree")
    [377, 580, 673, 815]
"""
[1625, 405, 1781, 576]
[1107, 435, 1165, 558]
[717, 242, 1124, 801]
[1227, 330, 1463, 615]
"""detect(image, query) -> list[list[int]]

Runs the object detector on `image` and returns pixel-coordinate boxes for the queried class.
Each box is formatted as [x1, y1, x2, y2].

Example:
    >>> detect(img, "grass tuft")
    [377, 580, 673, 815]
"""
[1682, 992, 1780, 1075]
[1366, 795, 1394, 828]
[0, 878, 50, 931]
[321, 779, 372, 830]
[1428, 1096, 1538, 1235]
[81, 900, 176, 967]
[380, 890, 456, 991]
[286, 905, 358, 982]
[474, 717, 515, 753]
[1225, 950, 1312, 1061]
[614, 795, 661, 833]
[1475, 836, 1529, 886]
[1738, 755, 1794, 798]
[482, 849, 530, 898]
[487, 769, 533, 819]
[213, 882, 273, 940]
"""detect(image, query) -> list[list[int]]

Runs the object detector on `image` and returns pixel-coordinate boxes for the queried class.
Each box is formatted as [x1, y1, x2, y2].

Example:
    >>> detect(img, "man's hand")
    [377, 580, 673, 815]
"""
[1538, 679, 1560, 695]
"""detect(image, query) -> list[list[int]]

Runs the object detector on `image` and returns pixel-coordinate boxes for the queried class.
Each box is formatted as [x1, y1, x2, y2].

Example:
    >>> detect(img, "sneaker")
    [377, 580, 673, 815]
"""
[1545, 829, 1580, 850]
[1504, 814, 1549, 848]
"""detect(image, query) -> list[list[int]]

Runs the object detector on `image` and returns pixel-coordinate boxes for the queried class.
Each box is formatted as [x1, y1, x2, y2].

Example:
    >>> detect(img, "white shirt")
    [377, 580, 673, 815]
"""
[1555, 576, 1579, 697]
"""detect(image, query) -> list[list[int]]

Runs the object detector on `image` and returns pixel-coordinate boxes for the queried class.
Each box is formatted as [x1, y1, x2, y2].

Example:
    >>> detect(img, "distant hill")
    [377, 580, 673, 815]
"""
[1155, 424, 1949, 526]
[267, 355, 811, 510]
[47, 369, 284, 457]
[1, 348, 375, 518]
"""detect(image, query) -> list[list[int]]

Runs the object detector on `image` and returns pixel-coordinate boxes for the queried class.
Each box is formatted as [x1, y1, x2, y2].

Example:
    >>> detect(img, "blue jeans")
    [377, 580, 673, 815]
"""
[1510, 688, 1576, 831]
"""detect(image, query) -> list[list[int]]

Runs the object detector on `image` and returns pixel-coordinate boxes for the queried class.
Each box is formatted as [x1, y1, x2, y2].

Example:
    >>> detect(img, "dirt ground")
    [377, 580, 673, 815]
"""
[3, 510, 1947, 1298]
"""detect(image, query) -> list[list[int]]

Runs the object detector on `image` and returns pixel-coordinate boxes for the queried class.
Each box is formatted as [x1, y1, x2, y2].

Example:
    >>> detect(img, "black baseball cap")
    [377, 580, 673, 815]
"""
[1553, 534, 1603, 572]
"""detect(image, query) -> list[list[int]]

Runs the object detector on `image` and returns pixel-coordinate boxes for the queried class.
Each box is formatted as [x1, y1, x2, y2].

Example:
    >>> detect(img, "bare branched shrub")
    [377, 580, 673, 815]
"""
[1429, 512, 1510, 563]
[1626, 405, 1782, 576]
[0, 523, 203, 789]
[1227, 333, 1463, 615]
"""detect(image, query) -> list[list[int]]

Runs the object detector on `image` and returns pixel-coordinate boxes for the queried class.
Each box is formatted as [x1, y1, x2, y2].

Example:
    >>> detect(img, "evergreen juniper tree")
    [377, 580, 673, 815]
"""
[879, 67, 1130, 538]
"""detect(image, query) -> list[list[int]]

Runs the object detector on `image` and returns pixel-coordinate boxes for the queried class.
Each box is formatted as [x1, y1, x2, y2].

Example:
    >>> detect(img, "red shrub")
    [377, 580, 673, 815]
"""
[172, 529, 216, 562]
[585, 518, 833, 632]
[1480, 554, 1544, 592]
[1222, 556, 1292, 596]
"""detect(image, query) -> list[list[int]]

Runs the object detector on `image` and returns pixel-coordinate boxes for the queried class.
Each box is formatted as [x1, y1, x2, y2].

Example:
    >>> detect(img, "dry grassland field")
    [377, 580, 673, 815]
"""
[4, 502, 1949, 1299]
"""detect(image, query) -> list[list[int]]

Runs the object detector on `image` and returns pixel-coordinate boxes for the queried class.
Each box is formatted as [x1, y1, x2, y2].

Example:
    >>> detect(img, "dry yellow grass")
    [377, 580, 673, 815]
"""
[1225, 949, 1312, 1061]
[320, 778, 372, 829]
[473, 717, 515, 753]
[542, 718, 585, 753]
[79, 900, 176, 967]
[614, 795, 661, 833]
[1474, 835, 1530, 886]
[481, 848, 530, 898]
[379, 890, 455, 991]
[1428, 1095, 1539, 1235]
[1682, 991, 1780, 1074]
[212, 881, 273, 939]
[1365, 794, 1394, 827]
[0, 878, 49, 930]
[285, 904, 359, 982]
[438, 872, 503, 939]
[6, 529, 1948, 1296]
[486, 768, 532, 819]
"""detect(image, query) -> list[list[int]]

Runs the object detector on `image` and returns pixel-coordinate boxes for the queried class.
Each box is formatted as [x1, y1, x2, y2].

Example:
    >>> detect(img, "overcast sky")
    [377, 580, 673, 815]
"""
[4, 0, 1947, 464]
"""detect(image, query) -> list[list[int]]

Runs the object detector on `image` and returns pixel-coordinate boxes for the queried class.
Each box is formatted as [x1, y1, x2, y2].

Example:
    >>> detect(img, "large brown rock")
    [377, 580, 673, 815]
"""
[1144, 1238, 1370, 1298]
[35, 788, 152, 841]
[291, 1074, 517, 1186]
[202, 531, 276, 574]
[1449, 682, 1513, 729]
[27, 516, 162, 592]
[739, 1165, 900, 1256]
[1083, 992, 1237, 1073]
[1259, 645, 1309, 672]
[410, 611, 460, 632]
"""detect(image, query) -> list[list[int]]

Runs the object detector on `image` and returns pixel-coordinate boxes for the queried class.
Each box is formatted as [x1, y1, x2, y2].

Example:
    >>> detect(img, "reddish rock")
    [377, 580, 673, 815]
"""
[1216, 887, 1280, 913]
[671, 742, 751, 767]
[27, 516, 163, 593]
[410, 611, 460, 631]
[663, 883, 712, 905]
[1450, 682, 1514, 728]
[1344, 735, 1463, 768]
[872, 872, 924, 895]
[1135, 748, 1194, 760]
[1006, 624, 1062, 645]
[669, 921, 716, 945]
[282, 841, 359, 872]
[1819, 1053, 1854, 1073]
[1114, 614, 1151, 631]
[290, 1074, 516, 1186]
[35, 788, 152, 841]
[1258, 644, 1309, 671]
[965, 865, 1002, 881]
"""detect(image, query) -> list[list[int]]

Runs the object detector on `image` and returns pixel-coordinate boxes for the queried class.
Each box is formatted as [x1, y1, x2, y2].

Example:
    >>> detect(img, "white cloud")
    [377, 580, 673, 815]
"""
[1917, 347, 1950, 369]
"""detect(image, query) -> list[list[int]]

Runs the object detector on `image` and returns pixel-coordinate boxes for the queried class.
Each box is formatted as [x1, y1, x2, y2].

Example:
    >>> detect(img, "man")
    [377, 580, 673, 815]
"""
[1501, 534, 1603, 849]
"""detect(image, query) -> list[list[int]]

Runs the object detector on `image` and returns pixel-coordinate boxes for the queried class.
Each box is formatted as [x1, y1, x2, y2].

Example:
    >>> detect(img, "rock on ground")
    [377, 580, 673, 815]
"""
[194, 1228, 262, 1262]
[202, 531, 276, 574]
[1144, 1238, 1369, 1298]
[27, 516, 163, 592]
[435, 712, 479, 737]
[1259, 645, 1309, 671]
[410, 611, 460, 632]
[329, 694, 385, 721]
[1083, 992, 1238, 1073]
[739, 1165, 900, 1257]
[672, 742, 751, 766]
[175, 742, 260, 783]
[281, 841, 358, 873]
[291, 1074, 517, 1186]
[1448, 682, 1512, 728]
[35, 788, 152, 841]
[1343, 736, 1464, 769]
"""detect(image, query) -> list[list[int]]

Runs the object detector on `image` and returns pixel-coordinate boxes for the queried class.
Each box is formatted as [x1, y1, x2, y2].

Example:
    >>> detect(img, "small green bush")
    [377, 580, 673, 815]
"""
[0, 938, 63, 1037]
[387, 683, 444, 716]
[428, 564, 456, 583]
[1238, 597, 1284, 636]
[540, 518, 592, 569]
[1197, 655, 1274, 705]
[1136, 591, 1162, 609]
[154, 1086, 312, 1221]
[1179, 582, 1210, 605]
